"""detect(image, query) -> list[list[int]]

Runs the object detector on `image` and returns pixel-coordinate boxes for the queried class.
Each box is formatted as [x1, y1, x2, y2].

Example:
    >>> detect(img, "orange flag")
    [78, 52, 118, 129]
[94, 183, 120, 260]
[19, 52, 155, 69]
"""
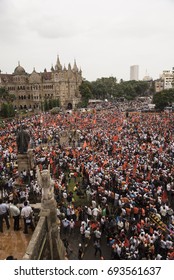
[103, 160, 108, 166]
[146, 171, 151, 181]
[9, 146, 13, 153]
[162, 190, 168, 203]
[132, 162, 137, 178]
[113, 135, 119, 141]
[83, 140, 87, 149]
[124, 237, 130, 247]
[126, 174, 129, 184]
[122, 161, 128, 170]
[117, 126, 122, 132]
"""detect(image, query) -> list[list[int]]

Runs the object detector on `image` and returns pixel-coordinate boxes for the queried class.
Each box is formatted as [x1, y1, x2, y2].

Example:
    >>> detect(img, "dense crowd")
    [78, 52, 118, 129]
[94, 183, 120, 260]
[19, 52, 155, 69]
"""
[0, 100, 174, 260]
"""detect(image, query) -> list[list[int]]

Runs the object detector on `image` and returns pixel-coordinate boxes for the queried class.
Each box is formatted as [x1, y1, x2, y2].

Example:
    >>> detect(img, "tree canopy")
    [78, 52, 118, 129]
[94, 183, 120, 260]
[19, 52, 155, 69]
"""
[79, 77, 152, 106]
[0, 87, 16, 117]
[153, 89, 174, 110]
[0, 87, 15, 103]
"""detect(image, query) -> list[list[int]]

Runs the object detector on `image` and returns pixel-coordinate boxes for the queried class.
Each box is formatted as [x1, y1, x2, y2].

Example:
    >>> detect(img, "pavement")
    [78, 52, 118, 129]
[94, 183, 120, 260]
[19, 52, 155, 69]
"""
[0, 217, 32, 260]
[60, 224, 112, 260]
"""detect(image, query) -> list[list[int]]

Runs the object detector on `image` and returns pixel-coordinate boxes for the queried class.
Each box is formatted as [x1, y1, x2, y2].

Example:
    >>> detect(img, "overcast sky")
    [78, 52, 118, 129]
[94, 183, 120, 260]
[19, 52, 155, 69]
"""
[0, 0, 174, 81]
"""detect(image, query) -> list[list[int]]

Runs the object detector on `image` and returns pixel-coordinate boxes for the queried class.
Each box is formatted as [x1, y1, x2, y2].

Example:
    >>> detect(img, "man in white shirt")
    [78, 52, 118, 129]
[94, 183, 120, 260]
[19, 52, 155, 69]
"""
[69, 219, 75, 235]
[21, 201, 34, 234]
[94, 227, 102, 242]
[92, 207, 100, 220]
[62, 218, 70, 235]
[84, 227, 91, 247]
[0, 199, 10, 233]
[9, 201, 20, 231]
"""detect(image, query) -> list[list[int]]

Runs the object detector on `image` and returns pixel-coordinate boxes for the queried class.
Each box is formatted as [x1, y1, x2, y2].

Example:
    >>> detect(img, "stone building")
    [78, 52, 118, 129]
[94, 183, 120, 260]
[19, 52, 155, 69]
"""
[0, 56, 82, 110]
[154, 68, 174, 93]
[160, 69, 174, 90]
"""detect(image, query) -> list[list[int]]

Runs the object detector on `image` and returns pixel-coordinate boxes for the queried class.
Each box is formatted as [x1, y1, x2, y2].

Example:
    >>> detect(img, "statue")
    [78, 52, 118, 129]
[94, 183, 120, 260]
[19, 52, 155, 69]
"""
[36, 165, 54, 200]
[16, 126, 30, 154]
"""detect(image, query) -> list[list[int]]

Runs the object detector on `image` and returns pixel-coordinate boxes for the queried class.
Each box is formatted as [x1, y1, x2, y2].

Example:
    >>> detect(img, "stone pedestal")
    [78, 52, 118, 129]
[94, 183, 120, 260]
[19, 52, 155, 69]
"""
[17, 149, 34, 174]
[41, 197, 65, 259]
[28, 149, 35, 170]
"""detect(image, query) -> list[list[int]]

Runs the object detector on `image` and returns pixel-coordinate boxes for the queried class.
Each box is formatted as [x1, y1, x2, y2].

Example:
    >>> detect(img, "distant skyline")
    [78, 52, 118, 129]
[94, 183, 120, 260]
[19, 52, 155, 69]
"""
[0, 0, 174, 81]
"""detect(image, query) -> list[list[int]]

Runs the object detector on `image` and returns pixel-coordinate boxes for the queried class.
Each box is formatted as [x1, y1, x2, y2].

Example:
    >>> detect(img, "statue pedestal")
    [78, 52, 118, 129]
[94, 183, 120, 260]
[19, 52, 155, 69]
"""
[17, 149, 34, 173]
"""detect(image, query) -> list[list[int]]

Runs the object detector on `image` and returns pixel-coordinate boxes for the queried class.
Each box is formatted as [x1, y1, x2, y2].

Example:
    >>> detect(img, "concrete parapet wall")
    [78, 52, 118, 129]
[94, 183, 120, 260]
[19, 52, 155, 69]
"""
[23, 209, 66, 260]
[22, 166, 66, 260]
[23, 216, 48, 260]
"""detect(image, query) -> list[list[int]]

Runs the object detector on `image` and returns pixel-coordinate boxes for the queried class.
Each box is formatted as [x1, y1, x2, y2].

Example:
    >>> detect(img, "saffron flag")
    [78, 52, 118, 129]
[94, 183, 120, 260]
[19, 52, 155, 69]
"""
[112, 135, 119, 142]
[122, 161, 128, 170]
[8, 146, 13, 153]
[126, 174, 129, 184]
[146, 171, 151, 181]
[161, 190, 168, 203]
[117, 126, 122, 132]
[83, 140, 87, 149]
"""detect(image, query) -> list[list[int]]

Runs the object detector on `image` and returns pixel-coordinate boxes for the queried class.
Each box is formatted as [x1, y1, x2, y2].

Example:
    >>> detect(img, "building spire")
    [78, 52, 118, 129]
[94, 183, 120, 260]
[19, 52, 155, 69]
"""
[73, 59, 78, 72]
[55, 55, 62, 71]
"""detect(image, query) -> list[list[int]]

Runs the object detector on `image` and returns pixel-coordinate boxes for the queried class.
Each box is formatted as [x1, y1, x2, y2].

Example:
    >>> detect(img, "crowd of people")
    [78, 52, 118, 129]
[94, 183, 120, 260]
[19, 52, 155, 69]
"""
[0, 100, 174, 260]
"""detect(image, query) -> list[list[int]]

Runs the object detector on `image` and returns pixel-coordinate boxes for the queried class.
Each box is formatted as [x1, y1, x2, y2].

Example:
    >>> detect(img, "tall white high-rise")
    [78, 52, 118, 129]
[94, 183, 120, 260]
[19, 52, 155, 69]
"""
[130, 65, 139, 81]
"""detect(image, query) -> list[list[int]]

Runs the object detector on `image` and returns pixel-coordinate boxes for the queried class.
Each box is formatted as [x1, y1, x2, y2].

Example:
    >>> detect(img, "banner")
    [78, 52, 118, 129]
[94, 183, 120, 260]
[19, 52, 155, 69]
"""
[149, 212, 168, 232]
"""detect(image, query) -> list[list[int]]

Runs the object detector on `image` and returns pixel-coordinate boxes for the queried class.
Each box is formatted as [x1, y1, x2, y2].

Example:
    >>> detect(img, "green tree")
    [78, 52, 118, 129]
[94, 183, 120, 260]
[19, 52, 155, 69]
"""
[0, 103, 15, 117]
[8, 103, 15, 117]
[1, 103, 8, 117]
[78, 77, 151, 106]
[0, 87, 16, 117]
[79, 80, 93, 107]
[52, 99, 57, 108]
[0, 87, 15, 102]
[52, 99, 60, 108]
[44, 99, 49, 111]
[153, 89, 174, 110]
[56, 98, 60, 107]
[91, 77, 117, 100]
[48, 99, 53, 110]
[117, 80, 149, 100]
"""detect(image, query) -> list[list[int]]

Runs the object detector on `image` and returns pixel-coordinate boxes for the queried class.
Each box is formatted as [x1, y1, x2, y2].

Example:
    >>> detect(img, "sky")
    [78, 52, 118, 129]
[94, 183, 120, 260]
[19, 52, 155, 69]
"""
[0, 0, 174, 81]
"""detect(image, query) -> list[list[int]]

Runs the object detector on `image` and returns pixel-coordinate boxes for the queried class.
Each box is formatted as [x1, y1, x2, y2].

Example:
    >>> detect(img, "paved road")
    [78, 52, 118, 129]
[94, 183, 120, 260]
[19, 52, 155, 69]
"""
[60, 225, 112, 260]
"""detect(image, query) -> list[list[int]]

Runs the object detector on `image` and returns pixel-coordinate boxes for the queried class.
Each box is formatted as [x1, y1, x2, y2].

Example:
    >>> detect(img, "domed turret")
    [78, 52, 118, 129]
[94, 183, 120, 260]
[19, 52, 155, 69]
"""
[13, 62, 26, 75]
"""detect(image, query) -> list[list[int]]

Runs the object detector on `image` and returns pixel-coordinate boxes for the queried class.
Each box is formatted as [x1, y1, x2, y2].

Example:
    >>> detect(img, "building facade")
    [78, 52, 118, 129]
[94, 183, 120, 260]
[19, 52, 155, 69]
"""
[160, 69, 174, 90]
[0, 56, 82, 110]
[154, 79, 164, 93]
[130, 65, 139, 81]
[154, 68, 174, 93]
